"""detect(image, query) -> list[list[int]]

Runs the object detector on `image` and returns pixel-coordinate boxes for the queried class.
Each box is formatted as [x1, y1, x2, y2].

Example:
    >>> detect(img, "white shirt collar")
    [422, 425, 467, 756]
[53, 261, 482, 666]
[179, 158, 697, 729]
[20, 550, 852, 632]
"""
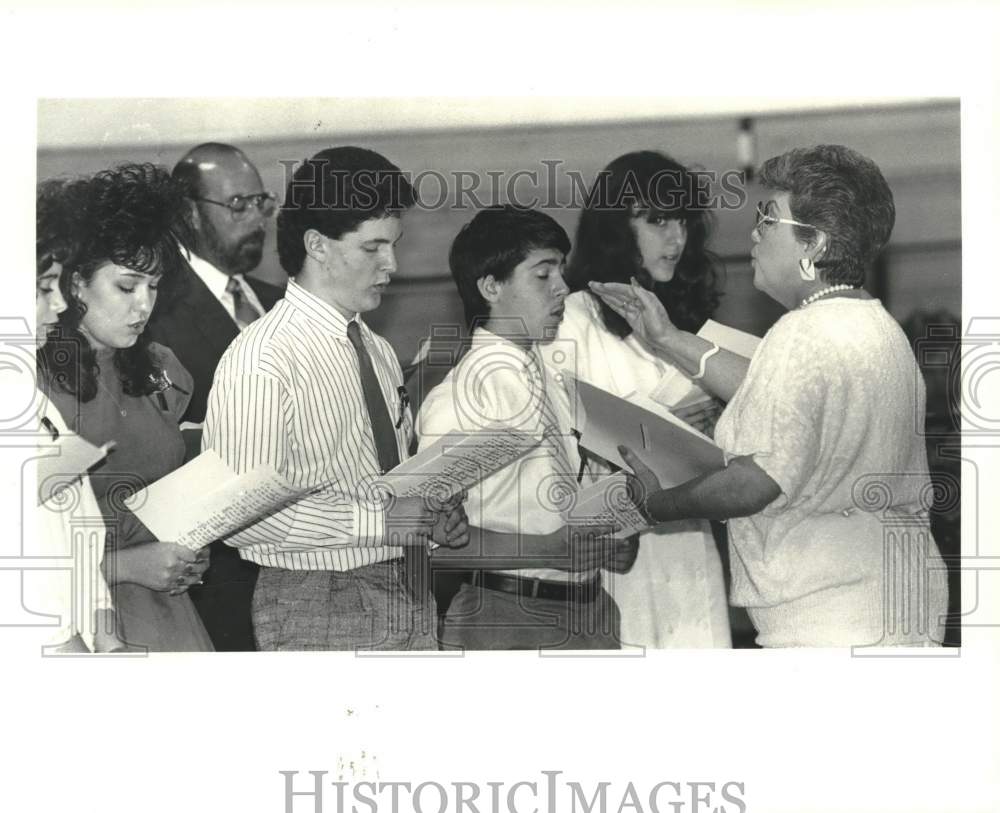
[186, 251, 236, 302]
[470, 326, 540, 367]
[187, 251, 268, 326]
[284, 278, 367, 341]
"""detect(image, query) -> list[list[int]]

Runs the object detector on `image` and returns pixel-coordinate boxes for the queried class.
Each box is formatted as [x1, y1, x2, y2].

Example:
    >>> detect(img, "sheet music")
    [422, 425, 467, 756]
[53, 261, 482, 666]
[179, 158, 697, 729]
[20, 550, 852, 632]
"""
[571, 377, 726, 489]
[698, 318, 762, 358]
[37, 435, 114, 506]
[629, 392, 715, 444]
[124, 449, 307, 550]
[564, 473, 650, 539]
[377, 425, 541, 500]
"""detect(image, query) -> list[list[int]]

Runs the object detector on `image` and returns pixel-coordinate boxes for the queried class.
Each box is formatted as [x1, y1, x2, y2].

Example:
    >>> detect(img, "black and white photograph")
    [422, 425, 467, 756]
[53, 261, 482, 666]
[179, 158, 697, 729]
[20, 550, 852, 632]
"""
[2, 4, 999, 813]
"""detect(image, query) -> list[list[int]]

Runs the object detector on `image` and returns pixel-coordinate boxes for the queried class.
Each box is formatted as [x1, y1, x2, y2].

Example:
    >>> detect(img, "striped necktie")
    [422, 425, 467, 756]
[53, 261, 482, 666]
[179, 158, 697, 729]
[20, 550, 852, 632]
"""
[346, 320, 430, 604]
[226, 276, 260, 329]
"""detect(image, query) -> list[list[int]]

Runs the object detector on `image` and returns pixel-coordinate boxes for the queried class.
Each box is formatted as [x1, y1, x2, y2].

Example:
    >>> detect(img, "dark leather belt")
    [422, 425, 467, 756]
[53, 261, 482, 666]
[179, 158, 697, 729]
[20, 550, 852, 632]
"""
[464, 571, 601, 603]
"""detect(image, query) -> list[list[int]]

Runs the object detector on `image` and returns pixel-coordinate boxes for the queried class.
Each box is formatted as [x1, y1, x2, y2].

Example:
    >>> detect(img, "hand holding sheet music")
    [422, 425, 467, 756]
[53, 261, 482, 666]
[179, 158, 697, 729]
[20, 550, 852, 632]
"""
[376, 424, 541, 501]
[570, 377, 726, 490]
[124, 450, 308, 550]
[563, 472, 651, 539]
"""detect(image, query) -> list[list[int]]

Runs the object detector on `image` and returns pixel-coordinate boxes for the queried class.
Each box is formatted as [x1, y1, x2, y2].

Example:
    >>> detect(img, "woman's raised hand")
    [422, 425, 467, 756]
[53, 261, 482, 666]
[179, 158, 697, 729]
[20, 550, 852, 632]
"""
[588, 278, 678, 347]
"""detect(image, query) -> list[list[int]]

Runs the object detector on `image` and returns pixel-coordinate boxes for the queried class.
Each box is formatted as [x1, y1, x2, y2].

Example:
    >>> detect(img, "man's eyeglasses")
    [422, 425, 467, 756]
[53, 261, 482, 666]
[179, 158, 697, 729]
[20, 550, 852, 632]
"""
[754, 201, 819, 233]
[191, 192, 277, 220]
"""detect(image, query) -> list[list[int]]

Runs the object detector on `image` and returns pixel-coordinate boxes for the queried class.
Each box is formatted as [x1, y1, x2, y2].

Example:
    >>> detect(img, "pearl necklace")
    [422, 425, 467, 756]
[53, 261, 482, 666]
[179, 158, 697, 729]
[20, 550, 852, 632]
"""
[799, 284, 859, 309]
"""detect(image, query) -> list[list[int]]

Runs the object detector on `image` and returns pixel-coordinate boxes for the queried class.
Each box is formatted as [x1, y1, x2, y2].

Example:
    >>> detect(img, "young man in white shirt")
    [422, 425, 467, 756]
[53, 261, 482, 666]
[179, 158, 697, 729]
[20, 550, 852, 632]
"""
[418, 205, 634, 650]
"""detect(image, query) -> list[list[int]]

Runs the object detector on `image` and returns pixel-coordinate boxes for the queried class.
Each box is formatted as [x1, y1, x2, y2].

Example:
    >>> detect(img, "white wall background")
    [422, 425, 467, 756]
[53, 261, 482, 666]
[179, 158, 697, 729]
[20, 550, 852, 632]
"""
[37, 97, 960, 361]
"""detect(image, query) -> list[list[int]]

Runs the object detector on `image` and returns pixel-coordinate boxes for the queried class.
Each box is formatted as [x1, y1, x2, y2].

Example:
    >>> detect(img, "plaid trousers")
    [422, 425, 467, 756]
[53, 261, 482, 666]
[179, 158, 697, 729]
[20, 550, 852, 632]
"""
[252, 559, 437, 651]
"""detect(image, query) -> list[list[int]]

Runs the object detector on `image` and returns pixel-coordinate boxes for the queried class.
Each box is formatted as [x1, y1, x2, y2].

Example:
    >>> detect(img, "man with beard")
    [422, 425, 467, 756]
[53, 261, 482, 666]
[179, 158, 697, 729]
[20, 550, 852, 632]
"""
[147, 142, 284, 651]
[151, 143, 284, 423]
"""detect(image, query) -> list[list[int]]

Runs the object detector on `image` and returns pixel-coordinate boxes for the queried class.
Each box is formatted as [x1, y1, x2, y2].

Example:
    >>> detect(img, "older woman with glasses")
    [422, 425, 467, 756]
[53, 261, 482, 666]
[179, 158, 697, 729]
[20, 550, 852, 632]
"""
[592, 144, 948, 647]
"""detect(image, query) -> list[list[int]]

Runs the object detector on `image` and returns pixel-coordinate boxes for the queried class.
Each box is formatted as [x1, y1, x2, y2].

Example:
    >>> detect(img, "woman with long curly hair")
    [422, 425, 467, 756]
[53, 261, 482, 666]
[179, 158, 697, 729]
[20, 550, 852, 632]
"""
[543, 150, 731, 648]
[38, 163, 212, 651]
[568, 151, 721, 333]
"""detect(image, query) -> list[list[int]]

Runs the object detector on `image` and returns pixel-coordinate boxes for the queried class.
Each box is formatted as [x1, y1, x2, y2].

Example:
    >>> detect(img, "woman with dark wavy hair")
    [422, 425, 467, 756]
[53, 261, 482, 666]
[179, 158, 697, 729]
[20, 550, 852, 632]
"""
[38, 163, 212, 652]
[543, 150, 731, 648]
[567, 150, 721, 334]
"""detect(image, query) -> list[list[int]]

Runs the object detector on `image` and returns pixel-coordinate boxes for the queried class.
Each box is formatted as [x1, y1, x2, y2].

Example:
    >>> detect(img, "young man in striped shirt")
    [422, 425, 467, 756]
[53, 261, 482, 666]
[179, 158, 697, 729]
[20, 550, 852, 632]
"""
[202, 146, 468, 651]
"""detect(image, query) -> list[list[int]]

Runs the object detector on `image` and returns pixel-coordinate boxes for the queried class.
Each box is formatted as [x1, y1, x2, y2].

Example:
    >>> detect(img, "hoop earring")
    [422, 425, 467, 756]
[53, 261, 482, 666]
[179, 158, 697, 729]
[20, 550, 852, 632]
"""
[798, 257, 816, 281]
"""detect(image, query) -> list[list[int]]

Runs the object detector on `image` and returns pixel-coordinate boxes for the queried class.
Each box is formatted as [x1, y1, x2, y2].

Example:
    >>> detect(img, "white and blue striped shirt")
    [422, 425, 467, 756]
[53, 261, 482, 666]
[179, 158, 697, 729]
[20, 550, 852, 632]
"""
[202, 278, 410, 570]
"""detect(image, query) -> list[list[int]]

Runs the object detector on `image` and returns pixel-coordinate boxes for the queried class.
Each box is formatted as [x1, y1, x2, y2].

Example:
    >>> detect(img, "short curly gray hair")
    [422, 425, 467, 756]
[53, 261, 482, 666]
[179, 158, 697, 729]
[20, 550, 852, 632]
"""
[758, 145, 895, 286]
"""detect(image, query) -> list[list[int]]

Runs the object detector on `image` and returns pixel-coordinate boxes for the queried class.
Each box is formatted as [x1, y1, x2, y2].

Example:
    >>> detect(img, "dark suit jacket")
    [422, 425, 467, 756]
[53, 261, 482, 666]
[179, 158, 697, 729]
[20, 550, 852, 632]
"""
[148, 262, 284, 423]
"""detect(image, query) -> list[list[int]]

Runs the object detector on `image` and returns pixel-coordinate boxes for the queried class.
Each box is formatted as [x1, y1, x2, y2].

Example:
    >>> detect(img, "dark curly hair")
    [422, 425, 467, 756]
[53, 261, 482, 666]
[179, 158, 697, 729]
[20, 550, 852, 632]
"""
[758, 145, 895, 287]
[566, 150, 722, 336]
[37, 178, 88, 277]
[277, 146, 417, 277]
[38, 163, 192, 402]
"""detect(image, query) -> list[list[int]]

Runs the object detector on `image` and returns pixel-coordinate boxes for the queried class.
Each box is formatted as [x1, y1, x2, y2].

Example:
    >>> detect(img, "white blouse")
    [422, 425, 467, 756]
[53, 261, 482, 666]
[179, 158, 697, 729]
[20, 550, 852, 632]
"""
[545, 291, 732, 648]
[714, 298, 947, 646]
[30, 391, 113, 651]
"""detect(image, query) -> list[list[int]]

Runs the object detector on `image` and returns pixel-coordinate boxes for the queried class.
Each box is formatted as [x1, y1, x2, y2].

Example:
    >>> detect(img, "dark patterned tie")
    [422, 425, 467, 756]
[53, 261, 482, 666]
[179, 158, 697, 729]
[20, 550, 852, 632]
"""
[226, 276, 260, 329]
[346, 320, 430, 604]
[527, 352, 578, 491]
